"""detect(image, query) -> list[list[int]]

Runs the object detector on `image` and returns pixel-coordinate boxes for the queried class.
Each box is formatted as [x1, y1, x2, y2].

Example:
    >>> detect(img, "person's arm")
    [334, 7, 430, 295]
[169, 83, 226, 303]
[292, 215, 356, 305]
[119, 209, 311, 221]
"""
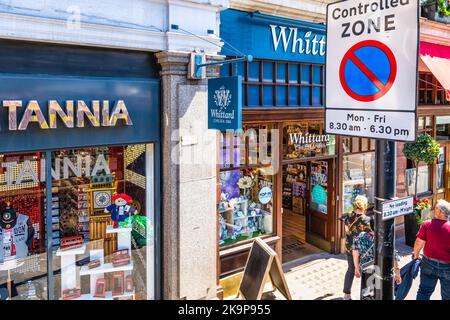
[352, 249, 361, 278]
[413, 238, 426, 260]
[393, 260, 401, 285]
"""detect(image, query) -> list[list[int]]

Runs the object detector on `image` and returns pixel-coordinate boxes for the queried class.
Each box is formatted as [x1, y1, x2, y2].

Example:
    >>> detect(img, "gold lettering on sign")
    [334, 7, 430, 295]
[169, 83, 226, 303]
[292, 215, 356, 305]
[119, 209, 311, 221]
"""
[77, 100, 100, 127]
[109, 100, 133, 126]
[49, 100, 74, 128]
[18, 100, 49, 130]
[2, 100, 22, 130]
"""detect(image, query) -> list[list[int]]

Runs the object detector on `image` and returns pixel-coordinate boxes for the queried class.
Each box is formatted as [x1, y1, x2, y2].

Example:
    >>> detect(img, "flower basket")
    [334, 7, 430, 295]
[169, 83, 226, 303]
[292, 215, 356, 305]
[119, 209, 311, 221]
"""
[404, 198, 431, 247]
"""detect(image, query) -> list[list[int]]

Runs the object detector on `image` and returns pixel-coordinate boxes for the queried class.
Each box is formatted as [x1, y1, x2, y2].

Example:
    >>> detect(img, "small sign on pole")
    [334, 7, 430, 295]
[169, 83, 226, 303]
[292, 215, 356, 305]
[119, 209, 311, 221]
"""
[382, 196, 414, 221]
[325, 0, 419, 142]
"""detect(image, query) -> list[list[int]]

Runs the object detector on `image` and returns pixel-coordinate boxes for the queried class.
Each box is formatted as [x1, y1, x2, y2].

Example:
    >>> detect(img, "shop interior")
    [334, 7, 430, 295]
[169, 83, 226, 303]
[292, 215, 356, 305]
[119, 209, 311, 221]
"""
[281, 123, 335, 263]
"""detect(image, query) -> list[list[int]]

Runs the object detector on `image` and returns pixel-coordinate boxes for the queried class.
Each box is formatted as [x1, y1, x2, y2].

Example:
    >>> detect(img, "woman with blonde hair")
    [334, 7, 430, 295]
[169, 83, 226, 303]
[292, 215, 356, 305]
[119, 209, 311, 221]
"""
[342, 195, 372, 300]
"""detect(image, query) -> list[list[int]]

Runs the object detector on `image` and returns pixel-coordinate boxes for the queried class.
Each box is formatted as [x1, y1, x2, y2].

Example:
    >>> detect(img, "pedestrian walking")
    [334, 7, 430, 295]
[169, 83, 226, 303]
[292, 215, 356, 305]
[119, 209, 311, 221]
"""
[342, 195, 372, 300]
[414, 199, 450, 300]
[352, 230, 401, 300]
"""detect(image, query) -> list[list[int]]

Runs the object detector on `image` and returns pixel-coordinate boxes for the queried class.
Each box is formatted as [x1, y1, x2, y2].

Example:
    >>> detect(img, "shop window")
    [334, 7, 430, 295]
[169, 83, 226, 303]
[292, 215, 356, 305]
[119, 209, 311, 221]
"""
[283, 123, 336, 160]
[342, 153, 375, 213]
[436, 116, 450, 140]
[231, 57, 324, 108]
[0, 144, 156, 300]
[0, 152, 48, 300]
[417, 116, 433, 137]
[218, 125, 277, 248]
[418, 72, 450, 105]
[405, 162, 431, 196]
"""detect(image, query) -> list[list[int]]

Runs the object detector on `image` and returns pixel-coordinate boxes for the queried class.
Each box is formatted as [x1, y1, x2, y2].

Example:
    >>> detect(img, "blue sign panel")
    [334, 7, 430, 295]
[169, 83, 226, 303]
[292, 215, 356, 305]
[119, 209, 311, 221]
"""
[220, 9, 326, 64]
[208, 76, 242, 131]
[0, 74, 160, 153]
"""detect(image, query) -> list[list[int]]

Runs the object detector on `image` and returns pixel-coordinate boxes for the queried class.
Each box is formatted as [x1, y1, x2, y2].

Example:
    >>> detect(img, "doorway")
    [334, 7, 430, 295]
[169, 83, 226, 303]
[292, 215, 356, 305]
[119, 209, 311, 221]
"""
[281, 159, 335, 263]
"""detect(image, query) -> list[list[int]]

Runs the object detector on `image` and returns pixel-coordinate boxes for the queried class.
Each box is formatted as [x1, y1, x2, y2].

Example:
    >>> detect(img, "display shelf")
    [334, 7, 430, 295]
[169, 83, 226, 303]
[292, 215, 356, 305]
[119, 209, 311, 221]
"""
[80, 262, 133, 276]
[56, 245, 86, 257]
[106, 225, 132, 234]
[70, 291, 113, 300]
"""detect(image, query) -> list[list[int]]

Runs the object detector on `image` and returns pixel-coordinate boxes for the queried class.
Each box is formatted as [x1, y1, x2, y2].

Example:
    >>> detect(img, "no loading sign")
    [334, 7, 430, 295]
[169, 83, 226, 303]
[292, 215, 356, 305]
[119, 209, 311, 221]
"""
[339, 40, 397, 102]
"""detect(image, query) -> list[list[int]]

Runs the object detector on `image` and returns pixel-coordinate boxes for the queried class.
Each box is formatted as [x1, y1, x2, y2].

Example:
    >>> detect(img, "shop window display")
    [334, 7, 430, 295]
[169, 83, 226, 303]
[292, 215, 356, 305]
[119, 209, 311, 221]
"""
[342, 153, 375, 213]
[219, 125, 276, 247]
[0, 144, 155, 300]
[219, 169, 274, 247]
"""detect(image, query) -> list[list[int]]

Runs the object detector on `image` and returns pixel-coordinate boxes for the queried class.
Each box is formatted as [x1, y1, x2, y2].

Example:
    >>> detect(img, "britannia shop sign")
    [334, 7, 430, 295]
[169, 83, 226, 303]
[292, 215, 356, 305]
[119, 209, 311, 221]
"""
[0, 74, 160, 153]
[2, 99, 132, 130]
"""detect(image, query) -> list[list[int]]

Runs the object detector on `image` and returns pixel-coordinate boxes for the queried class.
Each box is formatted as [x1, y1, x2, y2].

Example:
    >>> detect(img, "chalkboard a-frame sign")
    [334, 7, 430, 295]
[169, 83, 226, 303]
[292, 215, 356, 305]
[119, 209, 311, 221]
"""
[238, 238, 292, 300]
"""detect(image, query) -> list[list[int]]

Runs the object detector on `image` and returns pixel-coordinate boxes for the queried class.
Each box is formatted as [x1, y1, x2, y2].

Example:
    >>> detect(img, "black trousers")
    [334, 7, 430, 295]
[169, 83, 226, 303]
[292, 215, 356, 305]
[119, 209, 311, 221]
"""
[343, 252, 355, 294]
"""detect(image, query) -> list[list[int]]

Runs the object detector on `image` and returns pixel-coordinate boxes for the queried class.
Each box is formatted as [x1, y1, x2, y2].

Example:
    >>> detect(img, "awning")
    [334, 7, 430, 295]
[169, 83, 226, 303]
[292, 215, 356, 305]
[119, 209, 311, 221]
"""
[420, 42, 450, 101]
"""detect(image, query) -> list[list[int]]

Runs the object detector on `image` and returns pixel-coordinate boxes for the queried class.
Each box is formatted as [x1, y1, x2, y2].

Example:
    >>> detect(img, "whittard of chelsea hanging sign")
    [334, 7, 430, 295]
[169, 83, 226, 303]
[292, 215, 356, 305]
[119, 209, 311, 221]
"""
[208, 76, 242, 131]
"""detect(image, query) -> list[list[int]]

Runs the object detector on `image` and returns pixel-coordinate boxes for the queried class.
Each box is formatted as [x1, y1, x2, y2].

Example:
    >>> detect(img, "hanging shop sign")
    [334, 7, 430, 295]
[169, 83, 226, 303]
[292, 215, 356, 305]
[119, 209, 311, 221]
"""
[284, 124, 336, 159]
[325, 0, 419, 142]
[208, 76, 242, 131]
[0, 74, 160, 153]
[382, 196, 414, 220]
[220, 9, 326, 64]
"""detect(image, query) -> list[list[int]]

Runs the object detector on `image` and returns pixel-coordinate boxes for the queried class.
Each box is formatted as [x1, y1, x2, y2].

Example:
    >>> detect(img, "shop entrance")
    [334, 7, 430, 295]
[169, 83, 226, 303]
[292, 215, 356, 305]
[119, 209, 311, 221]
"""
[281, 159, 335, 263]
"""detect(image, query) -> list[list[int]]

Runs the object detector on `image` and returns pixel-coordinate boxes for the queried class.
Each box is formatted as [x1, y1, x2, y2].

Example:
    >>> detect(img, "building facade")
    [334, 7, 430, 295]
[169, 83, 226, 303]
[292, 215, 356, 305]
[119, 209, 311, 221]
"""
[0, 0, 227, 300]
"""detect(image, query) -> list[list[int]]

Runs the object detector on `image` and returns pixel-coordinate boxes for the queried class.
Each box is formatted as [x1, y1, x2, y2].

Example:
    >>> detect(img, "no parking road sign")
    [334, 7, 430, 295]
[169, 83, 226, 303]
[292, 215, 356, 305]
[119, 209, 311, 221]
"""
[325, 0, 419, 142]
[340, 40, 396, 102]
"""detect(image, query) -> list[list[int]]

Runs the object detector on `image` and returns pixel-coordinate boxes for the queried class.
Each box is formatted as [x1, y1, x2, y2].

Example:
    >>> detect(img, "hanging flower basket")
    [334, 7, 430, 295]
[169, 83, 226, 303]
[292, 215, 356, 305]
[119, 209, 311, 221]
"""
[404, 198, 431, 247]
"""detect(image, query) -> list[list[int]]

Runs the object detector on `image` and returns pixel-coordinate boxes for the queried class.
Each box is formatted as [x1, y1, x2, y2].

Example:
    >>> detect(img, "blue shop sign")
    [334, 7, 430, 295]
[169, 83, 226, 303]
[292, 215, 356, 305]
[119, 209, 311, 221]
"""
[208, 76, 242, 131]
[0, 74, 160, 153]
[220, 9, 326, 64]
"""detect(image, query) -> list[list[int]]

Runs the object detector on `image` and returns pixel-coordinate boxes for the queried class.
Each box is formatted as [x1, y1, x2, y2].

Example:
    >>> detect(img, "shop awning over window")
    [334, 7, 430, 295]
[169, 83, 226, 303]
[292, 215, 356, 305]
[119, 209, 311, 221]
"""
[420, 42, 450, 101]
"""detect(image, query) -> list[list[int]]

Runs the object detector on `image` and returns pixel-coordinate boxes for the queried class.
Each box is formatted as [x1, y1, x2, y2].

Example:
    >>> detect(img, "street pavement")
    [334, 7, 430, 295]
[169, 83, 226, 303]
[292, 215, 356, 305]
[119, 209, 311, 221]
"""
[278, 238, 441, 300]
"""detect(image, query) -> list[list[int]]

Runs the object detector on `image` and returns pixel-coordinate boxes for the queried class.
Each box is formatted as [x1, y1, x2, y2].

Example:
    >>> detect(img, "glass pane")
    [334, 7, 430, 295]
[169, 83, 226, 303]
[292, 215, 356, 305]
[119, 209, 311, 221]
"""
[51, 144, 155, 300]
[312, 65, 322, 84]
[263, 86, 274, 106]
[418, 117, 424, 130]
[248, 85, 260, 107]
[263, 62, 274, 83]
[437, 147, 445, 190]
[276, 63, 287, 83]
[312, 87, 322, 106]
[436, 116, 450, 140]
[342, 153, 375, 213]
[406, 166, 430, 195]
[236, 62, 245, 78]
[289, 86, 299, 106]
[0, 152, 48, 300]
[248, 61, 260, 82]
[361, 138, 369, 152]
[276, 86, 287, 106]
[301, 87, 310, 106]
[310, 161, 328, 214]
[219, 168, 275, 247]
[301, 65, 311, 84]
[289, 64, 299, 84]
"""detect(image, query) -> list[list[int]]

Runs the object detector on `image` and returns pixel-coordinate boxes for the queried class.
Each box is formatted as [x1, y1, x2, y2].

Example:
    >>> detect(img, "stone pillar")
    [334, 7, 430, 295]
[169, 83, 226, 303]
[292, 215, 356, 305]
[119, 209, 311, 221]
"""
[156, 51, 221, 300]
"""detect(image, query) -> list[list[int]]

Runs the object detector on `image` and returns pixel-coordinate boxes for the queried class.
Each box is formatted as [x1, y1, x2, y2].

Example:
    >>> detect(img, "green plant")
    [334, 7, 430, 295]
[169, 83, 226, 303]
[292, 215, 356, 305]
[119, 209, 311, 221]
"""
[438, 0, 450, 17]
[403, 133, 441, 197]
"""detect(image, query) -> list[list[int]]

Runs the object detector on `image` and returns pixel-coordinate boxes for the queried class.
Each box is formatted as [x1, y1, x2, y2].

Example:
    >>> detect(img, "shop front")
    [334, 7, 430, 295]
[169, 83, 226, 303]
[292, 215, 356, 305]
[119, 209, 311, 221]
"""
[218, 9, 341, 280]
[0, 40, 160, 300]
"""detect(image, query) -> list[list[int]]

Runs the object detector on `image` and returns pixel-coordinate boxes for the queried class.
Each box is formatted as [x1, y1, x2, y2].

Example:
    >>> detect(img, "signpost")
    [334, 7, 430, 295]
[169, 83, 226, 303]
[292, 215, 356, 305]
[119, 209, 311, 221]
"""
[325, 0, 419, 300]
[325, 0, 419, 142]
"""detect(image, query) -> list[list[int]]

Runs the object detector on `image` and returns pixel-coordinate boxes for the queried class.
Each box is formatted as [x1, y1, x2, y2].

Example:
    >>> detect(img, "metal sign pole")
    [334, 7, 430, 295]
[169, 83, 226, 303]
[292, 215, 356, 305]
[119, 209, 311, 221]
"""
[374, 140, 396, 300]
